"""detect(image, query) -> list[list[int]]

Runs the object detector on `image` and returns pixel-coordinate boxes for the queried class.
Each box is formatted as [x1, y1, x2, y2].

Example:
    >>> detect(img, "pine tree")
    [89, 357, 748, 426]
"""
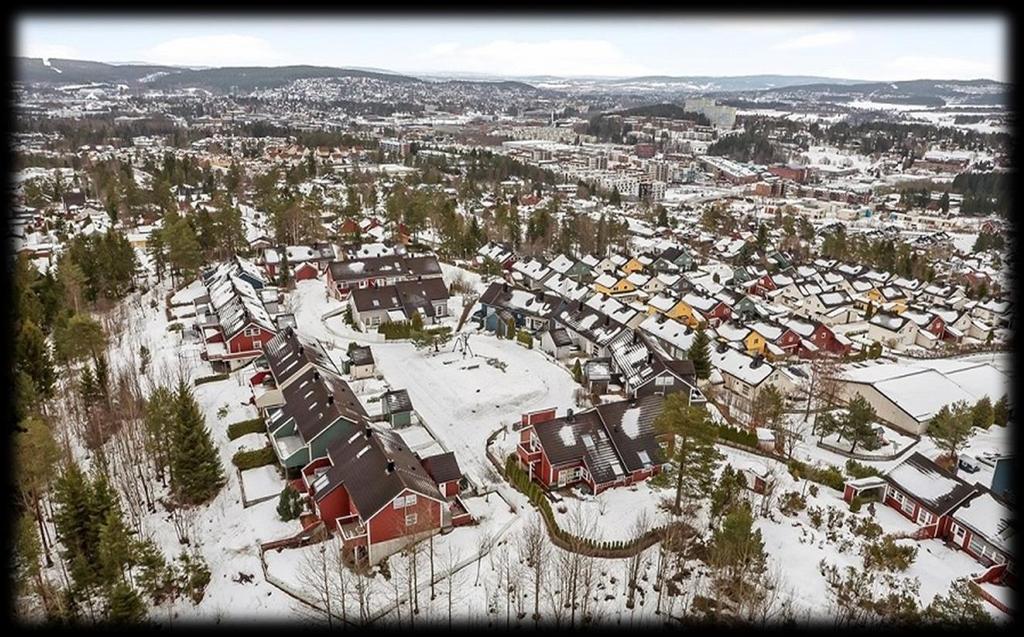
[992, 395, 1009, 427]
[16, 320, 56, 398]
[277, 486, 304, 521]
[923, 578, 993, 626]
[572, 359, 583, 384]
[144, 387, 177, 484]
[709, 502, 767, 599]
[654, 395, 721, 514]
[971, 397, 994, 429]
[928, 401, 975, 461]
[170, 382, 226, 505]
[105, 580, 147, 624]
[98, 507, 135, 584]
[687, 327, 712, 380]
[842, 395, 880, 453]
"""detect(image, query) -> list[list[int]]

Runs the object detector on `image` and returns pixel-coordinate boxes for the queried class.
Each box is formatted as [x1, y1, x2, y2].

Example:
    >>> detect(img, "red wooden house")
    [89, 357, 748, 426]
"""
[843, 452, 976, 539]
[809, 323, 852, 356]
[301, 427, 472, 565]
[516, 396, 667, 495]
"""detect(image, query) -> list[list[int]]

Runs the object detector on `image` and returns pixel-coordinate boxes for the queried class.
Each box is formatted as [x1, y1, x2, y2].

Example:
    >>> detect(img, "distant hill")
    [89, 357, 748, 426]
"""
[16, 57, 182, 85]
[15, 58, 421, 90]
[739, 78, 1009, 107]
[605, 74, 867, 92]
[146, 65, 420, 92]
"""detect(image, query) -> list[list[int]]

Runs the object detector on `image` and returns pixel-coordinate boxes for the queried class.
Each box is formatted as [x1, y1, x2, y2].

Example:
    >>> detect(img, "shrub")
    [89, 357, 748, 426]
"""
[227, 418, 266, 440]
[862, 535, 918, 572]
[232, 445, 276, 470]
[194, 373, 229, 386]
[779, 491, 807, 515]
[277, 486, 304, 521]
[852, 517, 883, 540]
[846, 459, 883, 479]
[177, 551, 212, 604]
[167, 322, 183, 332]
[790, 459, 845, 491]
[849, 496, 863, 513]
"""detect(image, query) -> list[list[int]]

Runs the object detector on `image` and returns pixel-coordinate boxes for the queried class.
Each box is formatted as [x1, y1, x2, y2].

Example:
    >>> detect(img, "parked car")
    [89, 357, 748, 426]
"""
[958, 454, 981, 473]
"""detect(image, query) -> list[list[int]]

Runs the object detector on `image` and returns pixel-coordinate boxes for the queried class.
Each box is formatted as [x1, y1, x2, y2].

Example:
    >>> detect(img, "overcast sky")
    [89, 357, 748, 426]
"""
[17, 15, 1009, 81]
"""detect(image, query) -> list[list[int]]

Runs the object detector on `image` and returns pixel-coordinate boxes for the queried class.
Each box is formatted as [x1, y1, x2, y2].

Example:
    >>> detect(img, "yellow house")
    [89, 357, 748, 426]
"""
[744, 330, 768, 355]
[611, 277, 637, 294]
[673, 301, 705, 328]
[622, 257, 645, 274]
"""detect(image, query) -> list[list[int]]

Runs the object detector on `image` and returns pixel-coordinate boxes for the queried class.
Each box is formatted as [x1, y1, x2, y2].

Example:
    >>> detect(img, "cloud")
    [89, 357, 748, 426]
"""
[773, 30, 855, 51]
[706, 18, 823, 35]
[22, 43, 79, 60]
[886, 55, 1000, 81]
[417, 39, 654, 77]
[143, 34, 291, 68]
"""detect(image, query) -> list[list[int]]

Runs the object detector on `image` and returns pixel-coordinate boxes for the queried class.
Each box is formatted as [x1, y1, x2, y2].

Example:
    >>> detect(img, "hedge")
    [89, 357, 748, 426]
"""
[232, 445, 276, 470]
[194, 373, 229, 386]
[845, 459, 883, 480]
[228, 418, 266, 440]
[788, 459, 845, 491]
[379, 321, 414, 340]
[717, 425, 758, 448]
[516, 330, 534, 349]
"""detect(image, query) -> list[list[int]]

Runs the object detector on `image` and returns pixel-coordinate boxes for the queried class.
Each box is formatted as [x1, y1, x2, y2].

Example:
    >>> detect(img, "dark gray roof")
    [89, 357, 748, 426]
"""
[328, 254, 442, 283]
[382, 389, 413, 415]
[279, 366, 367, 443]
[263, 326, 340, 387]
[548, 327, 573, 347]
[421, 451, 463, 485]
[885, 452, 977, 516]
[598, 396, 667, 473]
[318, 427, 443, 519]
[349, 345, 375, 367]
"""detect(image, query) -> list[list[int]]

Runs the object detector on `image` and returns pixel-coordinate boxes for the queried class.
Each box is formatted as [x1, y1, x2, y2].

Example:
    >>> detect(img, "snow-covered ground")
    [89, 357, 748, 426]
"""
[241, 466, 286, 503]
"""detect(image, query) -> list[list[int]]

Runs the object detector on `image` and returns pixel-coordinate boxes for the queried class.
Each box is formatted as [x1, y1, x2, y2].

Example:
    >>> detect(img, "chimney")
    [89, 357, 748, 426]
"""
[566, 409, 575, 423]
[327, 394, 334, 406]
[364, 426, 373, 440]
[647, 351, 654, 365]
[298, 345, 305, 357]
[503, 282, 510, 293]
[385, 459, 396, 474]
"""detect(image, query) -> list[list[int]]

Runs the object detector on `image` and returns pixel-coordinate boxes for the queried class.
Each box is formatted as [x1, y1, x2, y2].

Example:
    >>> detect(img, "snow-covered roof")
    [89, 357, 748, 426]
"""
[953, 491, 1013, 554]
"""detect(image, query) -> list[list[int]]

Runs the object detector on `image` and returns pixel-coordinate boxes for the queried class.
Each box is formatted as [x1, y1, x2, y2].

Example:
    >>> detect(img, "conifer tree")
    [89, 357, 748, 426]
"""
[992, 395, 1009, 427]
[144, 387, 177, 485]
[106, 580, 147, 624]
[16, 320, 56, 399]
[928, 401, 975, 461]
[923, 578, 993, 626]
[654, 395, 721, 514]
[170, 382, 226, 505]
[687, 327, 712, 380]
[572, 359, 583, 384]
[98, 507, 136, 585]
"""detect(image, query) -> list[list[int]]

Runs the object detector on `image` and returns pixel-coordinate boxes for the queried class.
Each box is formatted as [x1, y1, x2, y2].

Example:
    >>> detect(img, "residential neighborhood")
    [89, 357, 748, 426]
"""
[11, 13, 1013, 629]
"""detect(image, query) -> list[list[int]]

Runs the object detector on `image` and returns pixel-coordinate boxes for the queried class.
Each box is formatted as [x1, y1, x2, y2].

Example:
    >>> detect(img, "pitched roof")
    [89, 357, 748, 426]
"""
[885, 452, 976, 516]
[420, 451, 464, 485]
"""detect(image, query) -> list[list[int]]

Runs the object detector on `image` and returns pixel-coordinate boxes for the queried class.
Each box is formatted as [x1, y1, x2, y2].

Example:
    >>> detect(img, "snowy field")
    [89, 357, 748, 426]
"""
[287, 278, 582, 487]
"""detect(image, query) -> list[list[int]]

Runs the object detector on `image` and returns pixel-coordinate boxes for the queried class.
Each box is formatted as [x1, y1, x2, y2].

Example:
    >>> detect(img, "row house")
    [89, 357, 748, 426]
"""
[843, 453, 1013, 585]
[607, 330, 705, 402]
[193, 258, 282, 371]
[256, 331, 370, 474]
[710, 344, 798, 423]
[347, 278, 450, 330]
[325, 254, 443, 299]
[261, 243, 336, 281]
[476, 281, 561, 336]
[516, 397, 668, 494]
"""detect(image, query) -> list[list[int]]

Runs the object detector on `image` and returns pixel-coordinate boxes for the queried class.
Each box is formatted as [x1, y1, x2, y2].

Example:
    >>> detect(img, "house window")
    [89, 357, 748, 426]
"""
[655, 375, 674, 387]
[253, 340, 263, 350]
[244, 327, 260, 337]
[918, 509, 935, 526]
[405, 513, 418, 527]
[393, 494, 418, 509]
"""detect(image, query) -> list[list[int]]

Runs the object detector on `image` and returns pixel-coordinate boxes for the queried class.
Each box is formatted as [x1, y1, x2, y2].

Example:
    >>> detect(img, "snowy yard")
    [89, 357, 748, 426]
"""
[241, 465, 285, 503]
[551, 482, 673, 541]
